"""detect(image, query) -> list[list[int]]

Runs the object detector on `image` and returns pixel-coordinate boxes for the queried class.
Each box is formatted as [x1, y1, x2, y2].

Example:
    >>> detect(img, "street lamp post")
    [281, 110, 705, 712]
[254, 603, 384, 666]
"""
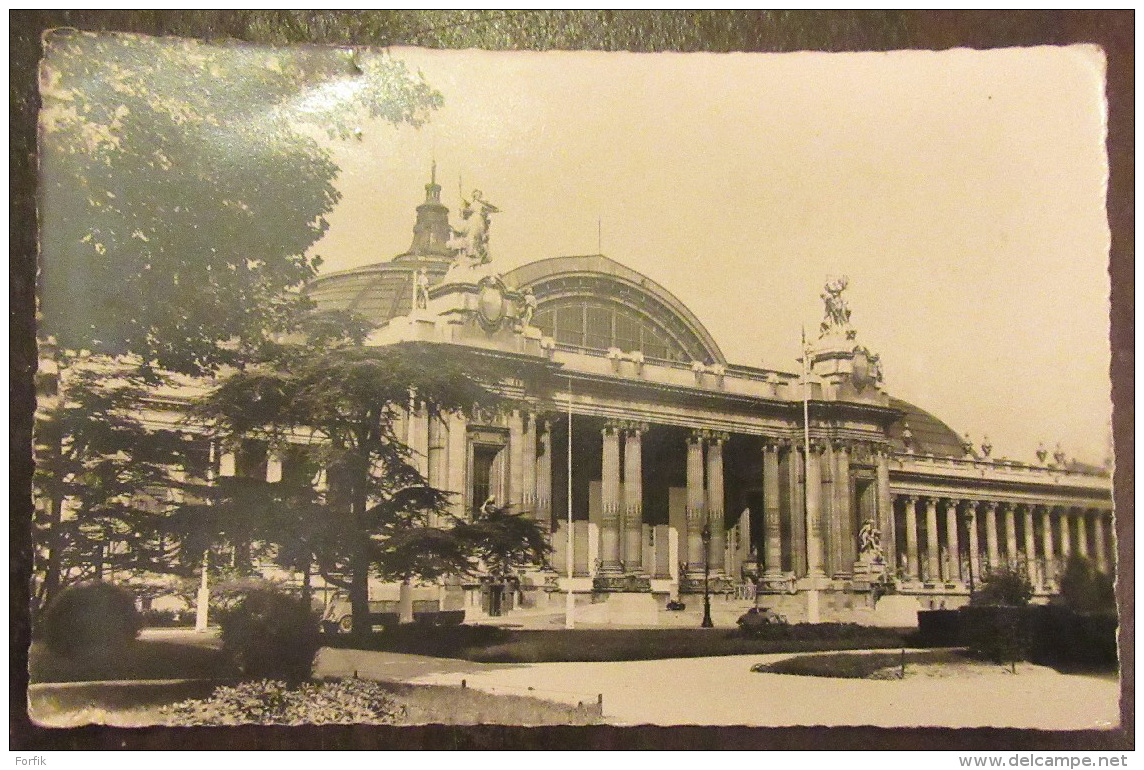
[701, 523, 713, 628]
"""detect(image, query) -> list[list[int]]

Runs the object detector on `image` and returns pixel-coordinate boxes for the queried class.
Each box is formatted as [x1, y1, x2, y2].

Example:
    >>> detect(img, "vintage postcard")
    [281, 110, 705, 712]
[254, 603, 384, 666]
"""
[29, 31, 1117, 732]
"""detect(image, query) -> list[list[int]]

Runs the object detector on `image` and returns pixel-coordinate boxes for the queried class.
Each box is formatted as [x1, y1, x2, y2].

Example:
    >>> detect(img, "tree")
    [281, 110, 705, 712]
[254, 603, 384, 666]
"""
[196, 332, 534, 640]
[460, 503, 553, 581]
[33, 32, 443, 614]
[969, 564, 1034, 607]
[39, 30, 442, 378]
[1058, 554, 1115, 615]
[31, 350, 193, 613]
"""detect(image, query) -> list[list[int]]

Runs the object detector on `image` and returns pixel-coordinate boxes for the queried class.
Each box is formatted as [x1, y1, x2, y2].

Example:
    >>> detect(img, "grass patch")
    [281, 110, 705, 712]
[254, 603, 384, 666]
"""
[29, 639, 240, 684]
[373, 680, 601, 726]
[326, 624, 910, 663]
[753, 649, 965, 679]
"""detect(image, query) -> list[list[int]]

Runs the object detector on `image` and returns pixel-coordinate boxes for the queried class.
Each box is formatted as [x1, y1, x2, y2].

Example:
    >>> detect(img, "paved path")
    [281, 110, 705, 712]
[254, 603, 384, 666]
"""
[314, 648, 1120, 729]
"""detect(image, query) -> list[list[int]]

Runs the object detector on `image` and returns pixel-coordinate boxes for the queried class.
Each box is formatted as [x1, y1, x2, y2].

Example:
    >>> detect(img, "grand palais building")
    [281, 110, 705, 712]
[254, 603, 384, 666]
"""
[275, 172, 1112, 624]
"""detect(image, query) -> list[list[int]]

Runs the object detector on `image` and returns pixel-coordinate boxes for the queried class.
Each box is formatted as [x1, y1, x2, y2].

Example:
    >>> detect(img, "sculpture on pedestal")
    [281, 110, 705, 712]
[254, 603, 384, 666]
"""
[413, 268, 430, 311]
[819, 275, 856, 341]
[447, 189, 499, 271]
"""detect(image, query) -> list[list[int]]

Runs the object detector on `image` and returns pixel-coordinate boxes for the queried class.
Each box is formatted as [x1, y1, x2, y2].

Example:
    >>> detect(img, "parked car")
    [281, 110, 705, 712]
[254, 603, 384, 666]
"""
[736, 606, 788, 633]
[320, 593, 464, 633]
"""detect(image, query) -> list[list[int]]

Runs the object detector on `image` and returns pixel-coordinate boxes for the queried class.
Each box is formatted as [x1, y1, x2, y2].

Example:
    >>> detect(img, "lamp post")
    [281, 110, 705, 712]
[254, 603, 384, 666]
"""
[701, 523, 713, 628]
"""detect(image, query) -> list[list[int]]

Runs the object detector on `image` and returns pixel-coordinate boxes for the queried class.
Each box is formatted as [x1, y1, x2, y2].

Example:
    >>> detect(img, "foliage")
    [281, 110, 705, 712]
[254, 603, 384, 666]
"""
[218, 589, 321, 682]
[39, 30, 441, 378]
[32, 353, 195, 612]
[40, 582, 142, 656]
[139, 608, 195, 627]
[457, 503, 553, 580]
[329, 624, 909, 663]
[163, 678, 398, 726]
[1058, 554, 1116, 615]
[959, 605, 1033, 666]
[195, 335, 515, 638]
[970, 564, 1034, 607]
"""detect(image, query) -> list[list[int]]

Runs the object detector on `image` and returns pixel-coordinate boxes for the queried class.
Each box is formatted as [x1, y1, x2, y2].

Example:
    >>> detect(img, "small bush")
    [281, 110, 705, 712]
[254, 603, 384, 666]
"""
[40, 582, 141, 656]
[971, 565, 1034, 607]
[218, 589, 320, 682]
[164, 678, 397, 726]
[140, 608, 195, 628]
[959, 605, 1033, 666]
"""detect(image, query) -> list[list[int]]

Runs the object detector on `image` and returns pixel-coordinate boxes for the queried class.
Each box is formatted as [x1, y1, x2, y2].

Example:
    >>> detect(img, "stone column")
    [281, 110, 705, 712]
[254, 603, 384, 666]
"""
[446, 412, 468, 519]
[985, 501, 1000, 569]
[964, 502, 981, 585]
[623, 424, 645, 572]
[804, 443, 826, 578]
[685, 432, 706, 575]
[1040, 505, 1055, 587]
[762, 441, 783, 578]
[901, 495, 919, 580]
[875, 449, 896, 572]
[535, 419, 552, 531]
[1058, 506, 1072, 559]
[600, 424, 623, 573]
[508, 410, 525, 511]
[924, 497, 940, 582]
[1075, 510, 1089, 559]
[1002, 503, 1017, 569]
[788, 445, 807, 577]
[835, 442, 854, 574]
[1093, 511, 1108, 573]
[1022, 504, 1036, 584]
[520, 412, 537, 518]
[706, 433, 726, 575]
[944, 498, 961, 582]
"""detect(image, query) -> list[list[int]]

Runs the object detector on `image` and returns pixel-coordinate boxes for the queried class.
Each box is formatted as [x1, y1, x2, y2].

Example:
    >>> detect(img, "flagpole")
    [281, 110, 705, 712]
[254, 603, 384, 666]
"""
[802, 325, 820, 623]
[565, 375, 575, 629]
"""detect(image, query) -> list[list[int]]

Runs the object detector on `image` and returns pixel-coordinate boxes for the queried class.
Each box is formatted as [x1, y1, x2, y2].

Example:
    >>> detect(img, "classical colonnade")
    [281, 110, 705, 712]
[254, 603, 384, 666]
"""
[893, 494, 1113, 588]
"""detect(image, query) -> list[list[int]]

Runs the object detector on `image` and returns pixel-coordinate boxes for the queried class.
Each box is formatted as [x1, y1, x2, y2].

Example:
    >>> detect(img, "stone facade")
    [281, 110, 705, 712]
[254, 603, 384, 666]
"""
[297, 175, 1114, 624]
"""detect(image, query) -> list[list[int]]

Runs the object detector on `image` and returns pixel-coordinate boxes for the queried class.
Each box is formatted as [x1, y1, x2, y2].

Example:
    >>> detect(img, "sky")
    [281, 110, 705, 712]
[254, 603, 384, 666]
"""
[309, 46, 1111, 466]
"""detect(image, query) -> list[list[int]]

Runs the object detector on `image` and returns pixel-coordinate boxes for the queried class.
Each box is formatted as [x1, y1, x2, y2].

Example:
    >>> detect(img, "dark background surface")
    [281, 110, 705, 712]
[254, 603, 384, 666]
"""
[10, 10, 1133, 750]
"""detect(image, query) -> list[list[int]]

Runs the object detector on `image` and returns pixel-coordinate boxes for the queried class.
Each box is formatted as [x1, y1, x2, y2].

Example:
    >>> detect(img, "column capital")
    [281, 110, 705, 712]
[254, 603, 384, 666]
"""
[762, 437, 783, 453]
[983, 500, 999, 512]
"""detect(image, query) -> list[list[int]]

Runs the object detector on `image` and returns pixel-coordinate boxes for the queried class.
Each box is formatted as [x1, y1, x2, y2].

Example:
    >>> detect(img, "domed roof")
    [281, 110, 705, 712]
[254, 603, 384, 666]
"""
[305, 167, 453, 323]
[886, 396, 967, 458]
[503, 255, 726, 365]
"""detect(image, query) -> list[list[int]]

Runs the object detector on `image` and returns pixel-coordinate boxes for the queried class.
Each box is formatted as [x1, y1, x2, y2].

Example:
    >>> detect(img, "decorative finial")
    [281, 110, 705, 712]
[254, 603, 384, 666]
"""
[980, 436, 993, 458]
[1035, 442, 1048, 465]
[1053, 443, 1067, 467]
[902, 424, 913, 452]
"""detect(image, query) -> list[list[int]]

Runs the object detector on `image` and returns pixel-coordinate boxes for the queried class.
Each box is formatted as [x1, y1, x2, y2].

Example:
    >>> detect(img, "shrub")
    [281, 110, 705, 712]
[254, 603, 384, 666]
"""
[40, 582, 142, 656]
[959, 605, 1033, 667]
[164, 678, 398, 726]
[218, 589, 321, 682]
[140, 608, 195, 627]
[971, 565, 1033, 607]
[1058, 555, 1116, 615]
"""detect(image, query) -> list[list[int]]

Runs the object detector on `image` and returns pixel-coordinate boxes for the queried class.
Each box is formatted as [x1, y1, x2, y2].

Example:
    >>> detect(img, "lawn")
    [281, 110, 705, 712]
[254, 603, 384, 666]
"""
[753, 648, 969, 678]
[29, 639, 240, 684]
[325, 623, 912, 662]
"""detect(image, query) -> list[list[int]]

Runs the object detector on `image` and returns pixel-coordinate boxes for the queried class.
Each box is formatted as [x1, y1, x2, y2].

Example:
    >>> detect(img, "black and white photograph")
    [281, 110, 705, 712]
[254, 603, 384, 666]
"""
[16, 12, 1129, 749]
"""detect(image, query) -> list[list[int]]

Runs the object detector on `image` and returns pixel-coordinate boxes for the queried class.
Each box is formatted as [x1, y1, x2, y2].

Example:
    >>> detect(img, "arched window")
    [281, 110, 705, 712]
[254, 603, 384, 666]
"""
[533, 300, 688, 361]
